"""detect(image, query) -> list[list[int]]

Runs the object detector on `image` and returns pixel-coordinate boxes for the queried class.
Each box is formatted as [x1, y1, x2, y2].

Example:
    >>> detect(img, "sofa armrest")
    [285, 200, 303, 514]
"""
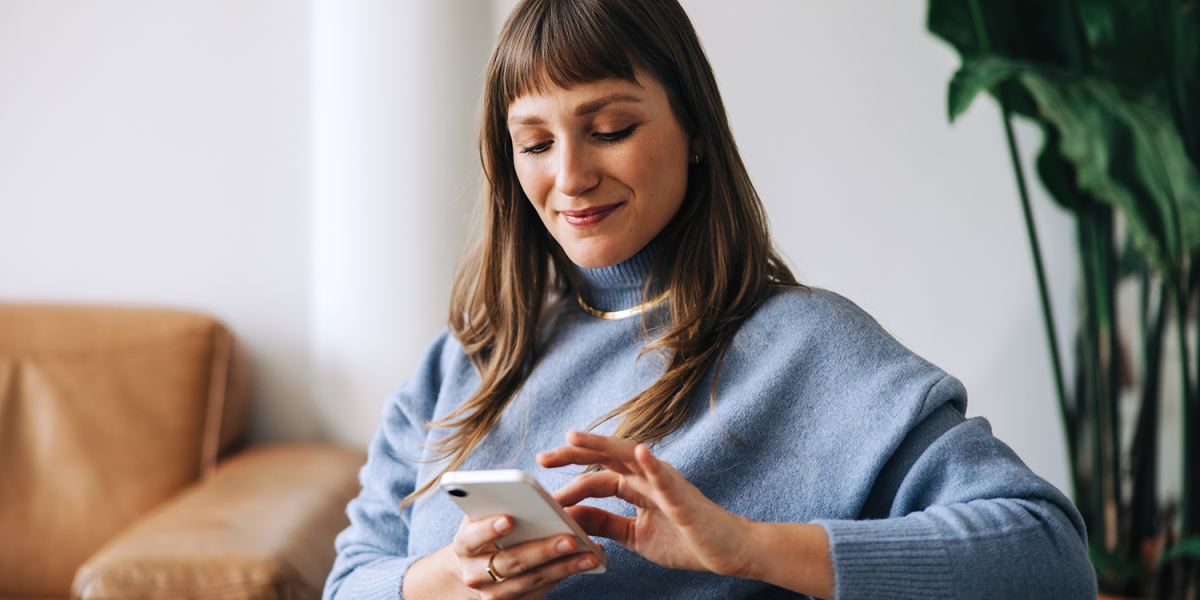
[73, 444, 366, 600]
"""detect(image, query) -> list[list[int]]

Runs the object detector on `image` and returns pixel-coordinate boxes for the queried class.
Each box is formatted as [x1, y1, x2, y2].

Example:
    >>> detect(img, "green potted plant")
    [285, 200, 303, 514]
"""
[926, 0, 1200, 597]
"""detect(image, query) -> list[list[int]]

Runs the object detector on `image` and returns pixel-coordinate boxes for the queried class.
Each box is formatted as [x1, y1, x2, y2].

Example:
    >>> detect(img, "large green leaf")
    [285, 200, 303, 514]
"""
[1020, 72, 1200, 278]
[1165, 0, 1200, 172]
[1074, 0, 1163, 93]
[929, 0, 1080, 65]
[946, 56, 1064, 122]
[1036, 126, 1088, 214]
[945, 55, 1200, 280]
[1070, 0, 1200, 174]
[931, 0, 1200, 174]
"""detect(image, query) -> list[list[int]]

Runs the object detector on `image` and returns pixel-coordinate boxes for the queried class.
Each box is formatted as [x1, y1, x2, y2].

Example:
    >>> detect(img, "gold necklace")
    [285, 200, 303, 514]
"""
[576, 290, 670, 320]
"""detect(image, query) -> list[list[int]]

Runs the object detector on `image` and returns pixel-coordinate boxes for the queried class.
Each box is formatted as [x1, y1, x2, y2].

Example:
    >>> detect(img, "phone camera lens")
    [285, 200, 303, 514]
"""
[447, 488, 468, 497]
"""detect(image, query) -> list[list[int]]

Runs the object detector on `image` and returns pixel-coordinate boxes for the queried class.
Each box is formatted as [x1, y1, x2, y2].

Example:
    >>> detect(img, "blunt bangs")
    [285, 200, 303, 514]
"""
[494, 0, 645, 109]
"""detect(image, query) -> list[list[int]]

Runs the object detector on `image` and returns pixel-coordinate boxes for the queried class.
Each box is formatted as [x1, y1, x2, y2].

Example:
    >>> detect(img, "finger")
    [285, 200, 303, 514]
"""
[490, 534, 580, 583]
[454, 514, 513, 556]
[538, 445, 641, 476]
[543, 431, 644, 475]
[565, 430, 640, 459]
[565, 504, 634, 546]
[634, 444, 707, 523]
[535, 446, 609, 468]
[552, 470, 622, 507]
[636, 443, 679, 493]
[461, 533, 574, 588]
[487, 552, 601, 597]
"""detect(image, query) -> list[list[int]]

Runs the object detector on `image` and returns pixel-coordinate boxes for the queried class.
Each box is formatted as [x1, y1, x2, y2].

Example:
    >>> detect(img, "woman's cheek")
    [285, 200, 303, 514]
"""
[513, 165, 543, 208]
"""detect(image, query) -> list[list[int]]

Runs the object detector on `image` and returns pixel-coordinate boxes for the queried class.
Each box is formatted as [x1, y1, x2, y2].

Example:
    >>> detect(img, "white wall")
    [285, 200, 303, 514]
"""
[0, 0, 322, 442]
[0, 0, 1077, 494]
[310, 0, 492, 446]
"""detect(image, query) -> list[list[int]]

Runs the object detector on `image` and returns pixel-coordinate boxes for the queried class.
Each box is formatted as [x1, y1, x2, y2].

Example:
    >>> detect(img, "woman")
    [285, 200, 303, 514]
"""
[323, 0, 1096, 598]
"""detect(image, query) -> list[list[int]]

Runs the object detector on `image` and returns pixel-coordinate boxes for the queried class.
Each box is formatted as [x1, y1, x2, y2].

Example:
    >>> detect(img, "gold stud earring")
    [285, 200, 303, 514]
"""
[693, 153, 700, 164]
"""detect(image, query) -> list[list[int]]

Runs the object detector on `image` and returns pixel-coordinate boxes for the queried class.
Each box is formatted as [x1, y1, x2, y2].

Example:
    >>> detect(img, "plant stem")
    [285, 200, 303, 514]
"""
[1192, 265, 1200, 538]
[1098, 207, 1122, 553]
[1126, 271, 1166, 578]
[1180, 280, 1197, 536]
[970, 0, 1075, 499]
[1080, 205, 1121, 552]
[999, 101, 1074, 471]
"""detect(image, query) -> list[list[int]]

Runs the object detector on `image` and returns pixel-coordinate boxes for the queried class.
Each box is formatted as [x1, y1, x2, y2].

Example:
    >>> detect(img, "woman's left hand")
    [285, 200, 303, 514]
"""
[535, 430, 760, 579]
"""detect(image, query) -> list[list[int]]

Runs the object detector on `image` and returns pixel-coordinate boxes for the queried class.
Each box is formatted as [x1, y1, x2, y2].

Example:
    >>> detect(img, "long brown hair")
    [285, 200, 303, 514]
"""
[404, 0, 798, 506]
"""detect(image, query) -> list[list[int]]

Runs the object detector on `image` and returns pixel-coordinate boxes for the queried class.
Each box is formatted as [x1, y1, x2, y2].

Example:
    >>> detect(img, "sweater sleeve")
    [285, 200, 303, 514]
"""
[322, 331, 456, 600]
[813, 404, 1097, 600]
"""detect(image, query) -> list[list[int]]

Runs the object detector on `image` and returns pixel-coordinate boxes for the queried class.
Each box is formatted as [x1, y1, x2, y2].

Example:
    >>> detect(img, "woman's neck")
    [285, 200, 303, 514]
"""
[574, 239, 663, 313]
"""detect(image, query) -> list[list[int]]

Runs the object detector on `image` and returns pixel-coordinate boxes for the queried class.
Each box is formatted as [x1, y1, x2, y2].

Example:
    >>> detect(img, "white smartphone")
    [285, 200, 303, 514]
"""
[439, 469, 608, 574]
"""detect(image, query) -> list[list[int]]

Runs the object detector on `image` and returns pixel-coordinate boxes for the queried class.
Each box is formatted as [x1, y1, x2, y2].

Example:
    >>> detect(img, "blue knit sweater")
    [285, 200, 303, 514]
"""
[323, 243, 1097, 599]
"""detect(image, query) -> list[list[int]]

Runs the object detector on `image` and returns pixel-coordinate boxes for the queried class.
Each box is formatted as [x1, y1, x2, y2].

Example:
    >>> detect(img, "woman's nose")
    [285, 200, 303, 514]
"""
[555, 141, 600, 197]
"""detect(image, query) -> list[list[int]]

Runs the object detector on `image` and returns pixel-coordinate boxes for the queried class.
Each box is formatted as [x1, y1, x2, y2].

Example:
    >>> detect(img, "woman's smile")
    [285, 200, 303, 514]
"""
[558, 203, 623, 228]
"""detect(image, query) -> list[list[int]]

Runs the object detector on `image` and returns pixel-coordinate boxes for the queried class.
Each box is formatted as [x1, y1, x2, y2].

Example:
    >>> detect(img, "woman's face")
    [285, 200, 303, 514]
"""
[507, 72, 693, 269]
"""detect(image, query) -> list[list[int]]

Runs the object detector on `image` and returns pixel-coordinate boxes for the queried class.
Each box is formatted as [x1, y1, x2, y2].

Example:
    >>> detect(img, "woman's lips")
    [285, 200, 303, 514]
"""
[558, 203, 622, 228]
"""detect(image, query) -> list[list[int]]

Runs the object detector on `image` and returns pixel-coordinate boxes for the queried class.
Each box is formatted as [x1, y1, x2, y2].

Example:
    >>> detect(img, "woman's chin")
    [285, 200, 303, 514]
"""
[565, 251, 622, 270]
[561, 241, 640, 270]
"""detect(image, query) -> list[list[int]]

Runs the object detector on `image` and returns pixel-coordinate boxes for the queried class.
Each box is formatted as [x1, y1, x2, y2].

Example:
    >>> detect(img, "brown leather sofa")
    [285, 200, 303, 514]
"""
[0, 305, 367, 600]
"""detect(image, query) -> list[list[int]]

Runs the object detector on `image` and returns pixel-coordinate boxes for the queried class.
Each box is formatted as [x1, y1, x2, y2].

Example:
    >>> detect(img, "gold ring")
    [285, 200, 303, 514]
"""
[487, 553, 506, 583]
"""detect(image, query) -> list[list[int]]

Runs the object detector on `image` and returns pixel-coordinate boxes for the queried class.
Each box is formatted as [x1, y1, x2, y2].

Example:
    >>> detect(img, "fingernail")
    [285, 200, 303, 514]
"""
[494, 518, 511, 533]
[578, 555, 597, 569]
[557, 538, 574, 554]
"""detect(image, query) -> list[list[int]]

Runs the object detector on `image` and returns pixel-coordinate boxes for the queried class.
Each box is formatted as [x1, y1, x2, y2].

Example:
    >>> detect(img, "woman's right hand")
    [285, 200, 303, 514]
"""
[401, 514, 601, 600]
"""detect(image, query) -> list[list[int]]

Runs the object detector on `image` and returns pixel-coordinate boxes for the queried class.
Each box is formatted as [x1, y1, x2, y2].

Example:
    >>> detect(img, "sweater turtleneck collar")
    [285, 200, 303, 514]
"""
[574, 239, 663, 313]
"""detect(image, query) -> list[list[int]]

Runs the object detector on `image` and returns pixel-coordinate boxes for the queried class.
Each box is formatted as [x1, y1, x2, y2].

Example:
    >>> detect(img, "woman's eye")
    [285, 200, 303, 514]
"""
[520, 141, 552, 155]
[595, 125, 637, 143]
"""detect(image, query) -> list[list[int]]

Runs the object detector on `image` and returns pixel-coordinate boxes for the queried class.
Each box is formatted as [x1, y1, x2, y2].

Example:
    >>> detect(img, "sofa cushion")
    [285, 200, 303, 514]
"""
[73, 445, 366, 600]
[0, 305, 251, 598]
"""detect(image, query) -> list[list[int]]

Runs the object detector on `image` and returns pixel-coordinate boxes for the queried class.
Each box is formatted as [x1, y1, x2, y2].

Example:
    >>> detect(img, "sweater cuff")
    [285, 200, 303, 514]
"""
[814, 518, 952, 600]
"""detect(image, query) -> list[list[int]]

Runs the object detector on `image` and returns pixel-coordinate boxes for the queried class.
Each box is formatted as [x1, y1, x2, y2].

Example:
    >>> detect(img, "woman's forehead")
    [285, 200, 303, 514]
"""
[501, 76, 657, 124]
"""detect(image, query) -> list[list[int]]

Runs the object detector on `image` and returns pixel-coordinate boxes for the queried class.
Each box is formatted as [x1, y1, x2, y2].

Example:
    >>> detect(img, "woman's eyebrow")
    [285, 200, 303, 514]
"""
[574, 93, 642, 116]
[507, 93, 643, 127]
